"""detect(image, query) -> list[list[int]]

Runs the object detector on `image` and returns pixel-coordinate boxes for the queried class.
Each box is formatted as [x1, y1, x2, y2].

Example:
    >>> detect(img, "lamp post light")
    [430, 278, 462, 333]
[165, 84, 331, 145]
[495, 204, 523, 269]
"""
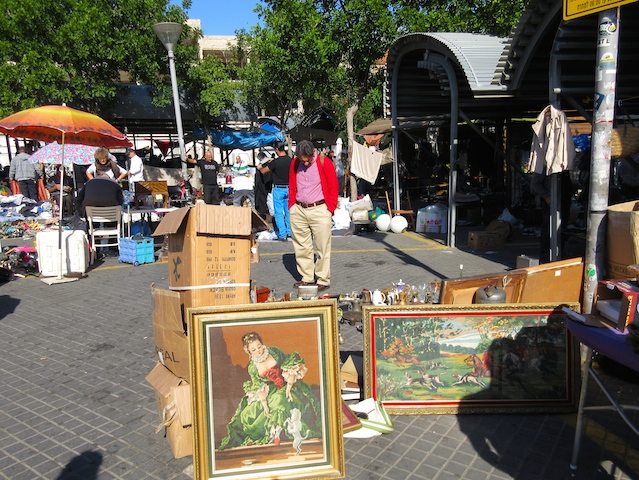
[152, 21, 188, 182]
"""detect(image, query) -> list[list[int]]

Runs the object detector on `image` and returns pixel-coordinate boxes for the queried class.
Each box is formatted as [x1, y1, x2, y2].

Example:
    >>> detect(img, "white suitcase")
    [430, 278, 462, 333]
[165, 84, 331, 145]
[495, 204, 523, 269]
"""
[36, 230, 89, 276]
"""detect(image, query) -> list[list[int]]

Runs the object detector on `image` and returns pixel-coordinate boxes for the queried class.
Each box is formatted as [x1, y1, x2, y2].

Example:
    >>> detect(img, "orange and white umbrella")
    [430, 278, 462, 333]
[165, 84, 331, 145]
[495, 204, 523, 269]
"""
[0, 105, 131, 148]
[0, 105, 132, 282]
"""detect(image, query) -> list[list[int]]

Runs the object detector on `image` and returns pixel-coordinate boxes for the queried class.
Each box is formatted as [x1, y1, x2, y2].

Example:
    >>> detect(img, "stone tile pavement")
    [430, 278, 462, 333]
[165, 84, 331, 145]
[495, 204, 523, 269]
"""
[0, 226, 638, 479]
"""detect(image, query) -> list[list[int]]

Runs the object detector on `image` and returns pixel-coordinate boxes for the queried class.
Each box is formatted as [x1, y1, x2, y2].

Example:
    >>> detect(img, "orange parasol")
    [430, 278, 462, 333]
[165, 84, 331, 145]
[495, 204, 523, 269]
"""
[0, 105, 131, 148]
[0, 105, 132, 282]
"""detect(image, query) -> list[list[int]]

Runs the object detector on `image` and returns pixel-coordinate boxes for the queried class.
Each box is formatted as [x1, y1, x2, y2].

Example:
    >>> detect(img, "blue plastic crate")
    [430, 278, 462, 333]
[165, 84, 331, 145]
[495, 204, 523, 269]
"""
[118, 237, 155, 266]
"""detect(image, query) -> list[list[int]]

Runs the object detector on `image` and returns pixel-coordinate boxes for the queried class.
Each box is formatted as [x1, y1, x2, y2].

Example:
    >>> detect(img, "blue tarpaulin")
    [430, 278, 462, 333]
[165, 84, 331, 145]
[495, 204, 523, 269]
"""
[209, 130, 285, 150]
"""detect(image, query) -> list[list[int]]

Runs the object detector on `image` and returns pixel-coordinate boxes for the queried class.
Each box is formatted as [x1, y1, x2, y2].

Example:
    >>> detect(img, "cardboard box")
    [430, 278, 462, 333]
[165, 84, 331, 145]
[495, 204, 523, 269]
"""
[606, 201, 639, 279]
[146, 363, 192, 458]
[151, 285, 190, 381]
[595, 279, 639, 331]
[467, 231, 506, 250]
[153, 204, 252, 306]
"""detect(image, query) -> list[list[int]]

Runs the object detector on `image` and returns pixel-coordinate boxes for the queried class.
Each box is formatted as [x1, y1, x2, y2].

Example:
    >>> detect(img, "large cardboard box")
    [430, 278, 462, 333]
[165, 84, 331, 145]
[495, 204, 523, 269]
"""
[595, 279, 639, 331]
[153, 204, 252, 306]
[606, 201, 639, 279]
[151, 285, 190, 381]
[146, 363, 192, 458]
[467, 231, 506, 251]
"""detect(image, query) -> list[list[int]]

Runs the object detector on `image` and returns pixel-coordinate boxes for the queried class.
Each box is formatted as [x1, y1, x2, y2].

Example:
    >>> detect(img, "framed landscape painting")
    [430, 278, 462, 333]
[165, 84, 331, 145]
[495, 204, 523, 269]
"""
[188, 300, 345, 480]
[363, 303, 580, 415]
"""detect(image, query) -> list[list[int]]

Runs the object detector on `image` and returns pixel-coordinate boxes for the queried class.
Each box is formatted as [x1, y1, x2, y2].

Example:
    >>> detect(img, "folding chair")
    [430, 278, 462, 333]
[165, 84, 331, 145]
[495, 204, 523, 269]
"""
[567, 318, 639, 470]
[85, 206, 122, 264]
[385, 190, 416, 231]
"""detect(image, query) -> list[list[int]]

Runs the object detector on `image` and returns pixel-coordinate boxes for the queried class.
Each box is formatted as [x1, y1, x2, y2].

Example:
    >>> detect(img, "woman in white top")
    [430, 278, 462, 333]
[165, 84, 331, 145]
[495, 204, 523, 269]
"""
[86, 147, 127, 182]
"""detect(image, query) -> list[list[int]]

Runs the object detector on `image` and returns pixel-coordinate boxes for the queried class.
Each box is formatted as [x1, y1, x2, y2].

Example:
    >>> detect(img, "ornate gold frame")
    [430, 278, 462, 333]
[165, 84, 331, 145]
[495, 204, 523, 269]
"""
[188, 299, 345, 480]
[363, 303, 580, 415]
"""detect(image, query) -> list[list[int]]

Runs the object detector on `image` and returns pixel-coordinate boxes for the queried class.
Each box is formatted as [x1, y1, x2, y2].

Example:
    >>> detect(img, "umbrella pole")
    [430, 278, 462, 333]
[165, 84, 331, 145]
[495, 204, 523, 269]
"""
[57, 133, 65, 280]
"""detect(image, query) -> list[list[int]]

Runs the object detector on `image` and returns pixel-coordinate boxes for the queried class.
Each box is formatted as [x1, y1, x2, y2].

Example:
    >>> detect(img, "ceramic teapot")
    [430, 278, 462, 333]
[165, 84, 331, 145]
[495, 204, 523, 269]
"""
[372, 289, 386, 306]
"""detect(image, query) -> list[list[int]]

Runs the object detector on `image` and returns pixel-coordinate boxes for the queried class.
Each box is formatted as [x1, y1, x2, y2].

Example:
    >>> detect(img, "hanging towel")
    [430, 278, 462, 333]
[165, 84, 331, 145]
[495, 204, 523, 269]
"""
[351, 141, 383, 184]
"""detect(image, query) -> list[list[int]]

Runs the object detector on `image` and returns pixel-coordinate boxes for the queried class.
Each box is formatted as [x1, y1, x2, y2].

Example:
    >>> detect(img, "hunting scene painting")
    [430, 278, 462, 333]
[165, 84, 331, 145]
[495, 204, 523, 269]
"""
[363, 304, 579, 414]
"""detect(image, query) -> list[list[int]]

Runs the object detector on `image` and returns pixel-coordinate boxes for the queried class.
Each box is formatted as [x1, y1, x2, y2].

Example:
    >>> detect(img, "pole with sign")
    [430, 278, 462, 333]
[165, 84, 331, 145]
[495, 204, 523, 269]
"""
[582, 9, 620, 313]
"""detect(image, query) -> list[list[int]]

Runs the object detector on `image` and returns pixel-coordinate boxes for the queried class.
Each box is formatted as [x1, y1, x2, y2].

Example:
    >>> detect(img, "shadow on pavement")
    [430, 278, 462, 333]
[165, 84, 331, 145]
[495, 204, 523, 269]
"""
[0, 294, 19, 321]
[456, 330, 639, 480]
[54, 450, 103, 480]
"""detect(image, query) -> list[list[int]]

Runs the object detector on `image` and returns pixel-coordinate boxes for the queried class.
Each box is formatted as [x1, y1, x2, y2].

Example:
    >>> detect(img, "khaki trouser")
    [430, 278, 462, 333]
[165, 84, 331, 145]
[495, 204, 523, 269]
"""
[290, 203, 333, 286]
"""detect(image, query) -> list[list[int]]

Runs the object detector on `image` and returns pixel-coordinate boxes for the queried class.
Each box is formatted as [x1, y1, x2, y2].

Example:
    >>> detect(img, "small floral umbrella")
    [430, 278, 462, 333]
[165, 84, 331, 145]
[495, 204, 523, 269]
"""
[29, 142, 101, 165]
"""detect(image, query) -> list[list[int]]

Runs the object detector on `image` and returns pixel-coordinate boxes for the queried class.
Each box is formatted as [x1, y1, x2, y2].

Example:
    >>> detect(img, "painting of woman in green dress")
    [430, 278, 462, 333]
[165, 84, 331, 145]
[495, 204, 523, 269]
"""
[218, 331, 323, 451]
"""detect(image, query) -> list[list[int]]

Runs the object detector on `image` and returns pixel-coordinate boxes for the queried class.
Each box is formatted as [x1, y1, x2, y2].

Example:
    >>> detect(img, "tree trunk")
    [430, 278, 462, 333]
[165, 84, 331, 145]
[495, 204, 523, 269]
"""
[346, 104, 359, 201]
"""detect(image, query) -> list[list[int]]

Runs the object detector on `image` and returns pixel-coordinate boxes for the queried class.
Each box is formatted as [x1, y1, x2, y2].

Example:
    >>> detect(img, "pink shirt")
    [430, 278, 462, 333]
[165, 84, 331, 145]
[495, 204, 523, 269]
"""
[295, 159, 324, 204]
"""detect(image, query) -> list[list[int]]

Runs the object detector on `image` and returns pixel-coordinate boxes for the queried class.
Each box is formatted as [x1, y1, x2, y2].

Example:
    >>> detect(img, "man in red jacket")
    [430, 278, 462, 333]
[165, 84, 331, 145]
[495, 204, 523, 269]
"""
[288, 140, 339, 292]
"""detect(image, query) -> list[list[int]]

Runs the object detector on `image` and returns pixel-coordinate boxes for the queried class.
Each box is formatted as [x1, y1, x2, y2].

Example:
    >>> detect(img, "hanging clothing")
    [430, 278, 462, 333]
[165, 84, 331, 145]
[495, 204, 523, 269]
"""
[528, 105, 576, 175]
[351, 141, 383, 184]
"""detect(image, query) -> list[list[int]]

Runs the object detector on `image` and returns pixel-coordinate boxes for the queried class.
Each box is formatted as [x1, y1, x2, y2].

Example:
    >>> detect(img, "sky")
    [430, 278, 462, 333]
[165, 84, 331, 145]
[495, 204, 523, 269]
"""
[173, 0, 262, 36]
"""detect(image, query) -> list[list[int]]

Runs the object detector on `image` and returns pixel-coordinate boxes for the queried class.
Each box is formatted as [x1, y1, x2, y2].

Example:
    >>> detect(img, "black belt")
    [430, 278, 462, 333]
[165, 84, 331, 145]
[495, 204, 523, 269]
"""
[273, 184, 288, 188]
[296, 199, 325, 208]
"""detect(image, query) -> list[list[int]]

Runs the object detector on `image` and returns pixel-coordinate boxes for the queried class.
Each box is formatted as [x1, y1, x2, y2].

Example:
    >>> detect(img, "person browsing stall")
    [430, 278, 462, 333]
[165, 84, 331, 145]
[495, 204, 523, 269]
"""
[46, 164, 74, 217]
[257, 141, 292, 241]
[254, 152, 274, 225]
[187, 149, 220, 205]
[9, 146, 42, 200]
[126, 147, 144, 190]
[231, 153, 254, 207]
[232, 153, 249, 175]
[288, 140, 339, 292]
[86, 147, 127, 182]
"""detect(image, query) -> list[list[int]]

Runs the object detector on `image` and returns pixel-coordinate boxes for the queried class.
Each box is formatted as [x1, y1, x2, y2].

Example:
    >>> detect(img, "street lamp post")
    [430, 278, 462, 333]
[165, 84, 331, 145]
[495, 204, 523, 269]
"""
[152, 22, 188, 182]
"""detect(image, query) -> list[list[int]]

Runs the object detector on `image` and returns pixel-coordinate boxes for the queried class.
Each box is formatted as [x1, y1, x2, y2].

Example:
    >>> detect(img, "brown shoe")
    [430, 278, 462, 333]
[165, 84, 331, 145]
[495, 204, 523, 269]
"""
[317, 284, 330, 292]
[294, 281, 314, 288]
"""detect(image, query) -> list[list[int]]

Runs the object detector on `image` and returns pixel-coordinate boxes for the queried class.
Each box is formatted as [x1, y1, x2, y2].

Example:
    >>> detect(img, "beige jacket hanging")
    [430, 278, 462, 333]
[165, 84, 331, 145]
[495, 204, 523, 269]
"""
[528, 105, 576, 175]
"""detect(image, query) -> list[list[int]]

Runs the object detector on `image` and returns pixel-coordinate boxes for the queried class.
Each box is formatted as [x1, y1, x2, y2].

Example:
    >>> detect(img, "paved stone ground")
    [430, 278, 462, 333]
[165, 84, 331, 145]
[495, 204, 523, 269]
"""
[0, 226, 638, 479]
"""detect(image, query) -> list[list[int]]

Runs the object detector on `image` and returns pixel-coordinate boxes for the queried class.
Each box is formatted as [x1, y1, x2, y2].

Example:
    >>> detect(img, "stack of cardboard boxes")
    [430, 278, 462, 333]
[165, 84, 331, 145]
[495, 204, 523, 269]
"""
[145, 204, 253, 458]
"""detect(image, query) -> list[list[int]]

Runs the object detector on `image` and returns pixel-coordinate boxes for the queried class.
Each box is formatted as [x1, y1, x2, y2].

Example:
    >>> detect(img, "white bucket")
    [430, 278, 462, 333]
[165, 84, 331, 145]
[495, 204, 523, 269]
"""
[419, 204, 448, 234]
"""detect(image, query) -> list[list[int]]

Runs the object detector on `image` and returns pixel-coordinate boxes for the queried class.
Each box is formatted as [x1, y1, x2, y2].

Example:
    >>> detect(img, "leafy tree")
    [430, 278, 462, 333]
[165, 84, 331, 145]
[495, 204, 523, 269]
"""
[187, 54, 241, 129]
[238, 0, 526, 140]
[0, 0, 196, 118]
[396, 0, 527, 37]
[235, 0, 337, 130]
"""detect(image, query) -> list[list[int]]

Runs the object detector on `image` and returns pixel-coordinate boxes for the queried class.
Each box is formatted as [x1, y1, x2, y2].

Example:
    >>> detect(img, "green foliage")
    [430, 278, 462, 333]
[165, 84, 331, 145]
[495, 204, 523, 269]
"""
[0, 0, 196, 118]
[240, 0, 525, 137]
[236, 0, 338, 128]
[187, 55, 240, 126]
[396, 0, 526, 37]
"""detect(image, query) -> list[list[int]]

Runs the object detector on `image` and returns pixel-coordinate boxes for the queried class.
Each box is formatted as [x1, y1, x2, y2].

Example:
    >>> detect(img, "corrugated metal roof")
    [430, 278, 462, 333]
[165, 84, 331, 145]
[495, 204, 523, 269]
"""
[386, 32, 515, 121]
[423, 32, 508, 92]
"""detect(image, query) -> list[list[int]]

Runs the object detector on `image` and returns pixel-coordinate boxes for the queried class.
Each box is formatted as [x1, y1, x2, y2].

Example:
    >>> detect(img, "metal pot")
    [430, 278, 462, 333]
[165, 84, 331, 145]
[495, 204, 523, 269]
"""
[474, 285, 507, 304]
[341, 299, 363, 325]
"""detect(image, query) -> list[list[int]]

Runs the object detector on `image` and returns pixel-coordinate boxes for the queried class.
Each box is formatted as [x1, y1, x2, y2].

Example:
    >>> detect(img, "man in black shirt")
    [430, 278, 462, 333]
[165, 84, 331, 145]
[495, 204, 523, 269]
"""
[256, 141, 292, 240]
[75, 177, 124, 217]
[188, 149, 220, 205]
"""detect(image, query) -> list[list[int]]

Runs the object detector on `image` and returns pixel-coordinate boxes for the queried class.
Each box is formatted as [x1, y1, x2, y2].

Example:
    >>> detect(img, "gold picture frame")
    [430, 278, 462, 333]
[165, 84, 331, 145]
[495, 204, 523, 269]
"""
[188, 299, 345, 480]
[363, 303, 580, 415]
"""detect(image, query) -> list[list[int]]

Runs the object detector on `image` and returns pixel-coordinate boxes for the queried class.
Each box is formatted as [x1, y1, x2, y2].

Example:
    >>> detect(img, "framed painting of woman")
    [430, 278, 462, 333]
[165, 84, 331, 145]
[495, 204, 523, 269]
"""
[188, 299, 345, 480]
